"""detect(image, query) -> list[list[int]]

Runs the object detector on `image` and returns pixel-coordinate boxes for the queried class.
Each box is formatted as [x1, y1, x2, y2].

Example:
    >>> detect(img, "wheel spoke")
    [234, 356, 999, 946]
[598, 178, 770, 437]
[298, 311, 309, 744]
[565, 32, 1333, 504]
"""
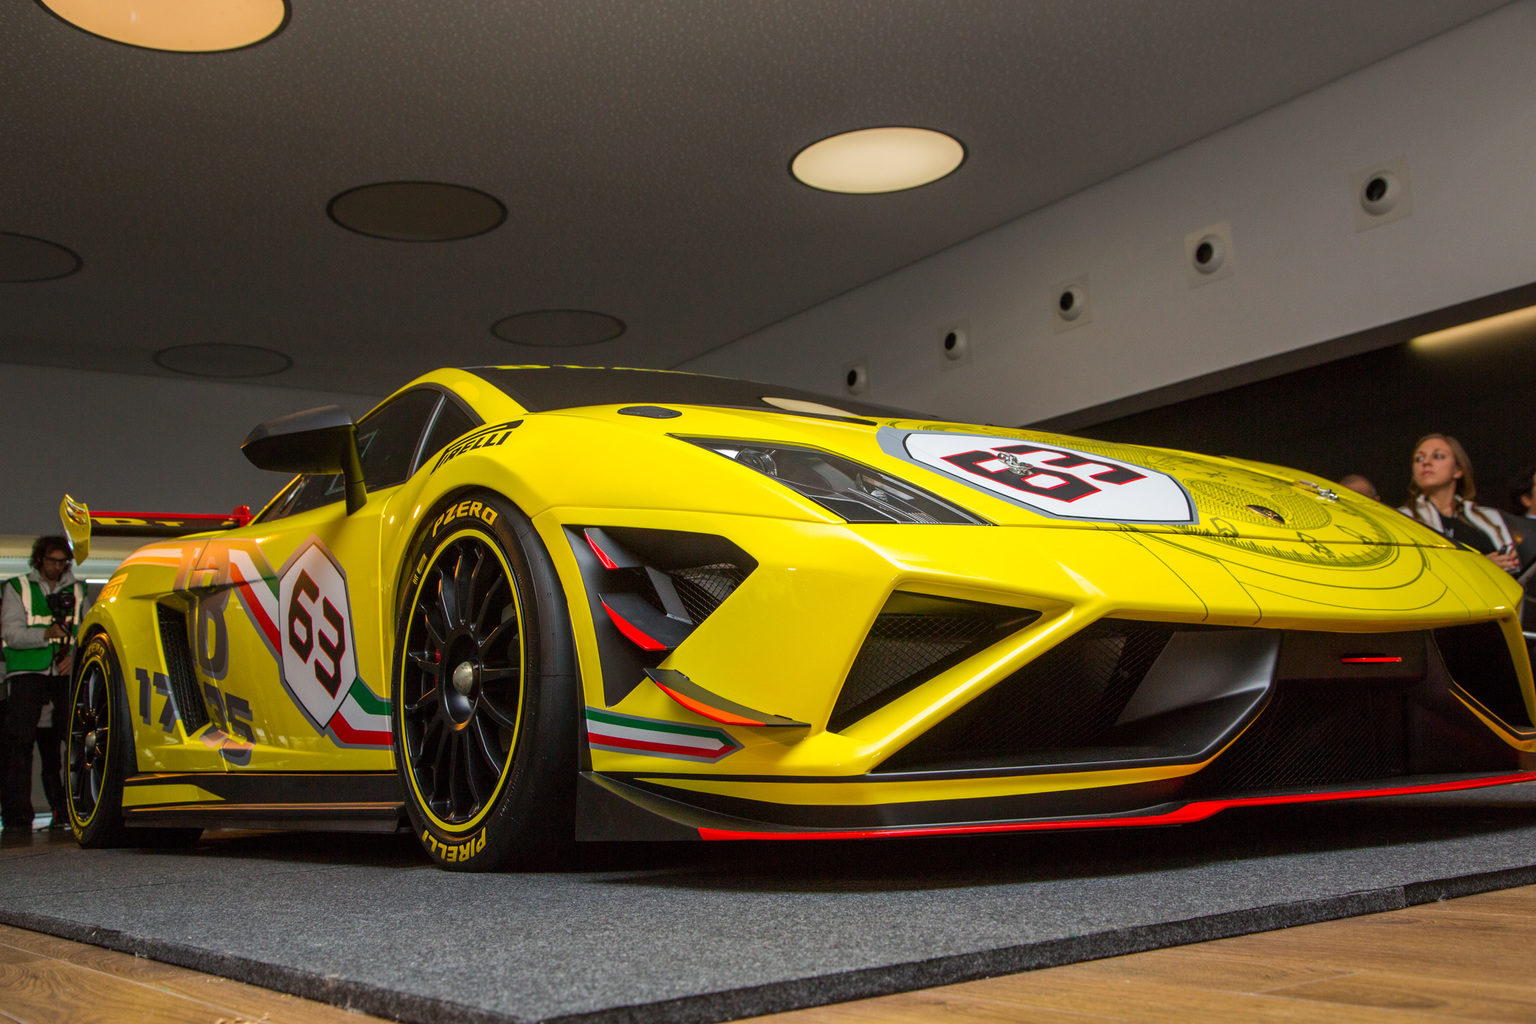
[462, 732, 485, 809]
[478, 666, 519, 684]
[408, 650, 443, 676]
[472, 574, 506, 637]
[445, 734, 462, 817]
[413, 718, 444, 769]
[434, 564, 460, 633]
[481, 616, 518, 659]
[403, 685, 439, 719]
[470, 716, 503, 777]
[480, 696, 518, 730]
[456, 547, 479, 628]
[424, 608, 449, 651]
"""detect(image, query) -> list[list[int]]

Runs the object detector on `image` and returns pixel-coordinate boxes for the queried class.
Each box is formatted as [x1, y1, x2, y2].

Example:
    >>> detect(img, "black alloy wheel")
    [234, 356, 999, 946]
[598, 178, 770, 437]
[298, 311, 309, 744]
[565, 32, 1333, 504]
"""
[393, 491, 578, 872]
[68, 657, 113, 826]
[401, 533, 523, 826]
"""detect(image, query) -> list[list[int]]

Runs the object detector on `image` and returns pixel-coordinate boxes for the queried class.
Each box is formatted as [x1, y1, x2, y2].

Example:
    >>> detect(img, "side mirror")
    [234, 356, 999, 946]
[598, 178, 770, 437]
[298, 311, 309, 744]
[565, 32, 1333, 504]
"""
[242, 405, 366, 515]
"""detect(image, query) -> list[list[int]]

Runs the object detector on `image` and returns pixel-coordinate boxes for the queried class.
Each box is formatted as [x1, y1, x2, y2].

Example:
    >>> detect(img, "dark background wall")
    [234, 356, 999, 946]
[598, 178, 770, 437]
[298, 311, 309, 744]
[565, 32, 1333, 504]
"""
[1074, 315, 1536, 513]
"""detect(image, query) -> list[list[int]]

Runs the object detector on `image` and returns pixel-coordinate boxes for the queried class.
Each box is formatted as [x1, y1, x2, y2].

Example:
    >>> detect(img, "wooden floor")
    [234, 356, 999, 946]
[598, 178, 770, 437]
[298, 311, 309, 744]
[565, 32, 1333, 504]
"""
[0, 843, 1532, 1024]
[745, 885, 1536, 1024]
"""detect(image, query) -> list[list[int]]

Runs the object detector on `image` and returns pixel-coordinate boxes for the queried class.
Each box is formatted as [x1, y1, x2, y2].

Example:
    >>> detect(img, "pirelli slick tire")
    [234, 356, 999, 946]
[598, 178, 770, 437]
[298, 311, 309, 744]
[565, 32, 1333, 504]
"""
[393, 491, 578, 872]
[67, 631, 132, 847]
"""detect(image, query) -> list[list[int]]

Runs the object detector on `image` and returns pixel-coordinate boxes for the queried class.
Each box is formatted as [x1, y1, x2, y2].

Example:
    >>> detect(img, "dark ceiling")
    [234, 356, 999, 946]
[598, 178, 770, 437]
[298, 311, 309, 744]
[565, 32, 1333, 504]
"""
[0, 0, 1508, 396]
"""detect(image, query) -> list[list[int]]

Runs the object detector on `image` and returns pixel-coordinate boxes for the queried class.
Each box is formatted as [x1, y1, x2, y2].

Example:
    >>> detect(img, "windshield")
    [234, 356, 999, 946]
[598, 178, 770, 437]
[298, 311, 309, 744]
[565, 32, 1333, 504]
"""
[468, 366, 929, 420]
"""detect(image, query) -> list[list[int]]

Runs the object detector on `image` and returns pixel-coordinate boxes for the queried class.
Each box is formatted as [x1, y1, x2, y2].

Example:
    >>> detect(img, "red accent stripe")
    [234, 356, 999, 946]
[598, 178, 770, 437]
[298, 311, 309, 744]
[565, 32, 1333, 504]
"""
[92, 510, 241, 523]
[226, 561, 280, 649]
[653, 682, 766, 727]
[586, 531, 620, 570]
[329, 713, 391, 747]
[1341, 656, 1403, 664]
[600, 598, 667, 651]
[696, 771, 1536, 841]
[590, 733, 729, 759]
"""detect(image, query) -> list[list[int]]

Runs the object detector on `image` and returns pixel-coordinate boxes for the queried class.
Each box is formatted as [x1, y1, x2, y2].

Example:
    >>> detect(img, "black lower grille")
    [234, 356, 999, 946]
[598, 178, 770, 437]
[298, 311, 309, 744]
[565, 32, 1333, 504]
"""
[878, 619, 1179, 770]
[156, 603, 209, 734]
[1201, 681, 1408, 792]
[829, 594, 1037, 732]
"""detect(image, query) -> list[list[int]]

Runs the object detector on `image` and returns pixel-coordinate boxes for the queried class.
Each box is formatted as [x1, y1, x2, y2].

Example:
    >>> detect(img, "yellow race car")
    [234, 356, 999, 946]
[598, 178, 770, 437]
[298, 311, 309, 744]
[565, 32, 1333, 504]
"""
[65, 366, 1536, 870]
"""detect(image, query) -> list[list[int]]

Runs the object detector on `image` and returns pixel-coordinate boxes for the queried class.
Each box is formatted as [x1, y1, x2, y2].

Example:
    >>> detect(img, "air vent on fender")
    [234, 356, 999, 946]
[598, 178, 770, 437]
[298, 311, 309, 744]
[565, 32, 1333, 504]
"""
[828, 593, 1038, 733]
[156, 602, 210, 735]
[567, 526, 758, 706]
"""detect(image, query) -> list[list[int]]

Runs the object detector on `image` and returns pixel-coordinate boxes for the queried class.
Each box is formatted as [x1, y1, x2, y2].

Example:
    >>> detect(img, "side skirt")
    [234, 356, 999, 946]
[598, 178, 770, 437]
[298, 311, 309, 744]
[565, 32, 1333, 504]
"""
[121, 772, 406, 834]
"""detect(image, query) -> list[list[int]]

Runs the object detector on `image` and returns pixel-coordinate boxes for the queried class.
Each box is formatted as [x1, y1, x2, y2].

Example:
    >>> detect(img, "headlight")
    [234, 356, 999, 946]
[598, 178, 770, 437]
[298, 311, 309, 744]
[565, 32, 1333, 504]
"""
[685, 438, 987, 525]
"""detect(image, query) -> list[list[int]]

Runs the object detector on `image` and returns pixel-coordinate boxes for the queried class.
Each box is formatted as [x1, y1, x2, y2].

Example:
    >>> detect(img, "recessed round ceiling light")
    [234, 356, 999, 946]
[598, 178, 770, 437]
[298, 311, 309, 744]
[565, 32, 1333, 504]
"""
[0, 231, 81, 282]
[38, 0, 288, 53]
[328, 182, 506, 242]
[153, 344, 292, 378]
[491, 310, 626, 347]
[791, 127, 965, 194]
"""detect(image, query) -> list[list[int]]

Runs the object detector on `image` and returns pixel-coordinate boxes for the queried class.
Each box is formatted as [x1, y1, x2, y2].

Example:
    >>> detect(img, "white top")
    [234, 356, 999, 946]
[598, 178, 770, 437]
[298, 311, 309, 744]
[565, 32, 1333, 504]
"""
[1398, 494, 1515, 555]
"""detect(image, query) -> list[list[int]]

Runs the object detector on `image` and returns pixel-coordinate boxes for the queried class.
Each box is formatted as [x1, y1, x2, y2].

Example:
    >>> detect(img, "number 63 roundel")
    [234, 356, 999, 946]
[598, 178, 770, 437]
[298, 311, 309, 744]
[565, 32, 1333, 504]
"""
[278, 539, 360, 730]
[878, 427, 1196, 524]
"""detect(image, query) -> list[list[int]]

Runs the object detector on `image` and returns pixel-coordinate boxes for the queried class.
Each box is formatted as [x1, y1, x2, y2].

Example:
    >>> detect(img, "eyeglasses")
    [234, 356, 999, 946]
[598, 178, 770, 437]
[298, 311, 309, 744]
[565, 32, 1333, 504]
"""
[42, 556, 71, 566]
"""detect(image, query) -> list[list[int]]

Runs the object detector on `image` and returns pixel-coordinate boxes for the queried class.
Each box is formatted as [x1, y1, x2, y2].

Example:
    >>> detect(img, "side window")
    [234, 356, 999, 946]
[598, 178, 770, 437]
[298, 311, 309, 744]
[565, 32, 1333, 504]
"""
[356, 389, 442, 491]
[416, 399, 478, 470]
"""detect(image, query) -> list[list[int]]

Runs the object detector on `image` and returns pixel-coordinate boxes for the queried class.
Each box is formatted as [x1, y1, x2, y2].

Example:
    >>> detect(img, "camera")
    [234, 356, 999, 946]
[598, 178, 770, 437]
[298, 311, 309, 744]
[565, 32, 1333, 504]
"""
[47, 588, 77, 651]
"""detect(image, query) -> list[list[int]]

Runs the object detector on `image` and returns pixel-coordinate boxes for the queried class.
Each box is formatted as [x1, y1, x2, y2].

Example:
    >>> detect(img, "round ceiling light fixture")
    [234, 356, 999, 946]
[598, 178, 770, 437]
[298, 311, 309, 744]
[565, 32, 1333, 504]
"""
[328, 182, 507, 242]
[153, 343, 292, 378]
[791, 127, 965, 194]
[38, 0, 288, 53]
[0, 231, 81, 282]
[491, 310, 626, 347]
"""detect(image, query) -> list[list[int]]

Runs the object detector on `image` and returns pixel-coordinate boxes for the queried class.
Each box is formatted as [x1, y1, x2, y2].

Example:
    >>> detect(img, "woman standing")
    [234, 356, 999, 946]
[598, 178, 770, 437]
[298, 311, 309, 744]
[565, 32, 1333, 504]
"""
[1399, 434, 1519, 573]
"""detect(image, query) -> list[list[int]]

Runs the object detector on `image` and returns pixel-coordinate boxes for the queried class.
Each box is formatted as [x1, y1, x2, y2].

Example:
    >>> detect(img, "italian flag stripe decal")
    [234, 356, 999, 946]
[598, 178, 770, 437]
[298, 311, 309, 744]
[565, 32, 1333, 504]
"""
[329, 678, 392, 747]
[586, 707, 739, 763]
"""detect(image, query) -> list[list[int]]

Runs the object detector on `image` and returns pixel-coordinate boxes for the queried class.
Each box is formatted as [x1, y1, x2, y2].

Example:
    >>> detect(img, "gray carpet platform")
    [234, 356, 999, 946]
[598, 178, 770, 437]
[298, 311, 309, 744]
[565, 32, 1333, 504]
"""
[3, 785, 1536, 1024]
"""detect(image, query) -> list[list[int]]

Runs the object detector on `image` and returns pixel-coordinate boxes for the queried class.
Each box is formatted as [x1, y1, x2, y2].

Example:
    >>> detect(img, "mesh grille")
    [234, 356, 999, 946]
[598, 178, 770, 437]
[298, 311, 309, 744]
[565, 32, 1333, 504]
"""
[668, 563, 749, 624]
[829, 597, 1036, 732]
[1201, 682, 1407, 792]
[879, 619, 1177, 769]
[156, 603, 209, 734]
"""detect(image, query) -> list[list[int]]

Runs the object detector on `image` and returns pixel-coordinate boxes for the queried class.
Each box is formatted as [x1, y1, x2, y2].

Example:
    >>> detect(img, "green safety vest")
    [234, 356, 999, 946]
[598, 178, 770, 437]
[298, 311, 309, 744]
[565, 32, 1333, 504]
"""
[3, 576, 85, 674]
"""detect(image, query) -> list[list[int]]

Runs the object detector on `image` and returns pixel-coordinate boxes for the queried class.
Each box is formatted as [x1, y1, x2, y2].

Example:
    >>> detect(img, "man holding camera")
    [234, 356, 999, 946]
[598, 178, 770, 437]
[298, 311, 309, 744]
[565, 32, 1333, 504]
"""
[2, 535, 88, 833]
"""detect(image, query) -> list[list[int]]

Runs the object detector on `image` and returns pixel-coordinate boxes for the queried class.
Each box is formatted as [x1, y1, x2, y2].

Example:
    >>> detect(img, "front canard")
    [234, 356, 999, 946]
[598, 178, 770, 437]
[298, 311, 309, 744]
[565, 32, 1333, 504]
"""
[879, 428, 1196, 524]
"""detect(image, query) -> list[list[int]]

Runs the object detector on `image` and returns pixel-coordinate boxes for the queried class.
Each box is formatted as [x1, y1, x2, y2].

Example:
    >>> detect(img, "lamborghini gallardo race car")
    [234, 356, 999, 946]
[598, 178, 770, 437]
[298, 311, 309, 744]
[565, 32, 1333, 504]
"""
[64, 366, 1536, 870]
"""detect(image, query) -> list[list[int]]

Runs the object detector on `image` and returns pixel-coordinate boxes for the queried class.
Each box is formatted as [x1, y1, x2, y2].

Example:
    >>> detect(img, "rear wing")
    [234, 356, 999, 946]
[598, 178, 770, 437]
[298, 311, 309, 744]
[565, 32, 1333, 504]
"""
[60, 495, 252, 563]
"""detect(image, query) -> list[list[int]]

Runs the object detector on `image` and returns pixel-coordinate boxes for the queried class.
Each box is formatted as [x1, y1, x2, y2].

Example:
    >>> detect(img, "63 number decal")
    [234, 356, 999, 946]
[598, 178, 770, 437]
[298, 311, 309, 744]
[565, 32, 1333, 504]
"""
[278, 540, 359, 730]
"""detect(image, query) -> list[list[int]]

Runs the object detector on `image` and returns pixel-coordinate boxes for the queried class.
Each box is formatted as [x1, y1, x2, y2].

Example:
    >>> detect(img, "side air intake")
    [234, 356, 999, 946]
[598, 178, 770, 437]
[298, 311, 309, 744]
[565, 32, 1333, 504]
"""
[828, 593, 1038, 733]
[568, 526, 758, 706]
[156, 603, 210, 735]
[1434, 621, 1533, 728]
